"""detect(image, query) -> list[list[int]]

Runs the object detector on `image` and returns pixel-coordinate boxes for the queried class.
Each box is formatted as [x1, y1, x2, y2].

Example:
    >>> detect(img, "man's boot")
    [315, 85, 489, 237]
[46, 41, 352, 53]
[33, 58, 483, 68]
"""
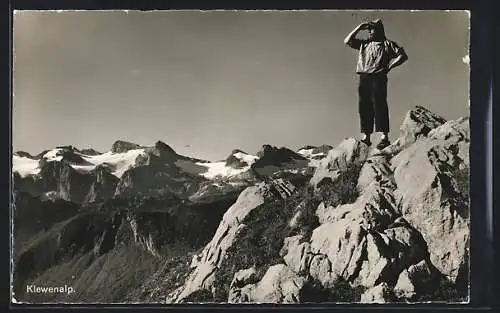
[376, 137, 390, 149]
[360, 133, 372, 146]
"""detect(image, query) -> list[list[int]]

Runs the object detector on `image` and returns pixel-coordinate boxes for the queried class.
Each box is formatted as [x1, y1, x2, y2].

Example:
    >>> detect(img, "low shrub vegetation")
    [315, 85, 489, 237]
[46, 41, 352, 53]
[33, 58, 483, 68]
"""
[299, 278, 367, 303]
[317, 163, 362, 208]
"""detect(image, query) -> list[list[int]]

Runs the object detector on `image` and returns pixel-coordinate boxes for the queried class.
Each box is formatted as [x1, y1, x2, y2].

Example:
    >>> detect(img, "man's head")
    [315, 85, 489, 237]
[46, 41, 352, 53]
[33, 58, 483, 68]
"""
[366, 19, 386, 41]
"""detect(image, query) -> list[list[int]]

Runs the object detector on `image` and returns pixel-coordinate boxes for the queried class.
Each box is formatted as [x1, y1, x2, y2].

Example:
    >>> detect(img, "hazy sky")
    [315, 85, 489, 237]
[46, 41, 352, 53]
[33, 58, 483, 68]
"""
[12, 10, 470, 161]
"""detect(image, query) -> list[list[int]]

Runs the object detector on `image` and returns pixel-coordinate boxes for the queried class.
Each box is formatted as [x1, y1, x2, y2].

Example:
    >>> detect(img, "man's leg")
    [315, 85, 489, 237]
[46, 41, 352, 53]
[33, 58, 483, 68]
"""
[358, 75, 374, 145]
[373, 75, 390, 149]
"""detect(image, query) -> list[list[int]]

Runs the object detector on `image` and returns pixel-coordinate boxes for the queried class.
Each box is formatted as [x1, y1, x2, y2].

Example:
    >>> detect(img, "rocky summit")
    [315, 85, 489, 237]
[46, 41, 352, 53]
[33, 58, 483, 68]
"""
[11, 105, 469, 304]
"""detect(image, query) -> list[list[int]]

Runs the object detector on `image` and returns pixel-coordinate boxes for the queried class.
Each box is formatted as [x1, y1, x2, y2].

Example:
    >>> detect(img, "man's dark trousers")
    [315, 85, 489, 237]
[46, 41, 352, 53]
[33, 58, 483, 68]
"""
[358, 73, 390, 134]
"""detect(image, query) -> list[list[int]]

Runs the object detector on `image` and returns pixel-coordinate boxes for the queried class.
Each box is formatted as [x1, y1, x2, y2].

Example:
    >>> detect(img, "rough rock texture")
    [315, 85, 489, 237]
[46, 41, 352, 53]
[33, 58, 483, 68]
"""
[60, 149, 93, 165]
[167, 178, 299, 303]
[113, 153, 204, 199]
[386, 105, 448, 154]
[310, 138, 370, 188]
[79, 148, 102, 156]
[360, 282, 391, 303]
[297, 145, 333, 159]
[84, 166, 119, 203]
[14, 158, 124, 204]
[252, 145, 309, 177]
[394, 259, 434, 299]
[168, 183, 272, 302]
[43, 161, 94, 203]
[394, 269, 415, 299]
[229, 264, 306, 303]
[14, 151, 36, 158]
[392, 117, 469, 282]
[279, 135, 426, 293]
[312, 145, 334, 155]
[230, 267, 258, 289]
[225, 149, 251, 169]
[111, 140, 143, 153]
[280, 217, 428, 291]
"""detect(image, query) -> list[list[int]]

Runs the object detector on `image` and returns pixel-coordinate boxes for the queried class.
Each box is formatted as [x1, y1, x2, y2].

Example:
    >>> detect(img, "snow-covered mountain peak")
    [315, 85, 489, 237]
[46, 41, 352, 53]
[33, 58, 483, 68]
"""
[13, 146, 148, 179]
[111, 140, 143, 153]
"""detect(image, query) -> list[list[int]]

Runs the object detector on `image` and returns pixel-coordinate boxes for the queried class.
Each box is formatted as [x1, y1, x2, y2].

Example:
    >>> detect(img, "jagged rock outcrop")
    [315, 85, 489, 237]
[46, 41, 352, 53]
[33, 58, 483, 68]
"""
[79, 148, 101, 156]
[229, 264, 307, 303]
[225, 149, 252, 169]
[297, 145, 333, 163]
[393, 259, 434, 299]
[112, 141, 215, 199]
[35, 149, 51, 159]
[167, 183, 273, 302]
[84, 166, 120, 203]
[114, 162, 204, 199]
[310, 138, 370, 188]
[385, 105, 448, 155]
[279, 216, 428, 291]
[229, 266, 259, 299]
[252, 145, 309, 177]
[145, 140, 177, 159]
[14, 151, 35, 158]
[59, 149, 93, 165]
[38, 161, 94, 203]
[360, 282, 391, 303]
[391, 116, 469, 283]
[14, 158, 120, 204]
[167, 179, 298, 303]
[111, 140, 143, 153]
[188, 181, 248, 203]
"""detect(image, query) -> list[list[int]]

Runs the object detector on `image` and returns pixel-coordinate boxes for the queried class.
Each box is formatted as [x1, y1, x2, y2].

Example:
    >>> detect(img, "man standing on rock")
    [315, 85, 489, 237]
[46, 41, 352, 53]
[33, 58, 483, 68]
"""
[344, 19, 408, 149]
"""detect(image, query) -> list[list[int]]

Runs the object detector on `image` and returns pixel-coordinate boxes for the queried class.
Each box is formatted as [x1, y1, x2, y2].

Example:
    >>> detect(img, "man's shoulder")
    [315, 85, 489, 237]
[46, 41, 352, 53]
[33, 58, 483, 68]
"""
[384, 39, 403, 47]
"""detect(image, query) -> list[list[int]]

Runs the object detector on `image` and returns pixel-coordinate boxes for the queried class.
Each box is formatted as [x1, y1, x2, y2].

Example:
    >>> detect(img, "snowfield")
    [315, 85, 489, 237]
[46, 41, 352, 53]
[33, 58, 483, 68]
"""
[79, 149, 147, 178]
[297, 148, 327, 168]
[196, 152, 259, 179]
[12, 156, 40, 177]
[297, 148, 326, 159]
[13, 146, 324, 180]
[197, 161, 249, 179]
[12, 148, 147, 178]
[42, 149, 63, 162]
[233, 152, 259, 164]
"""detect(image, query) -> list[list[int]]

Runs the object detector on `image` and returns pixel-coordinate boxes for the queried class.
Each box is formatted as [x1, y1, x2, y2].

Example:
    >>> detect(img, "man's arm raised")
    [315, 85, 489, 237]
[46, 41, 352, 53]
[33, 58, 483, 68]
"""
[344, 22, 369, 49]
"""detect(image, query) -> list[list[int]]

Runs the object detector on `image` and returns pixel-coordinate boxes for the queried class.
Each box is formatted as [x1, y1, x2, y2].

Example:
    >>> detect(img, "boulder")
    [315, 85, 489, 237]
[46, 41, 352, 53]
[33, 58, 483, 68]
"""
[360, 282, 391, 303]
[310, 138, 370, 188]
[280, 235, 313, 276]
[391, 117, 469, 282]
[229, 264, 306, 303]
[394, 260, 434, 299]
[309, 220, 367, 285]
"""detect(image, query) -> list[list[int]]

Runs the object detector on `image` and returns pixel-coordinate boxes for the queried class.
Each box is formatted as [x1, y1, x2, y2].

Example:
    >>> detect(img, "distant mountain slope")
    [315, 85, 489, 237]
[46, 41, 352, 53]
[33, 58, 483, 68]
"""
[12, 139, 328, 203]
